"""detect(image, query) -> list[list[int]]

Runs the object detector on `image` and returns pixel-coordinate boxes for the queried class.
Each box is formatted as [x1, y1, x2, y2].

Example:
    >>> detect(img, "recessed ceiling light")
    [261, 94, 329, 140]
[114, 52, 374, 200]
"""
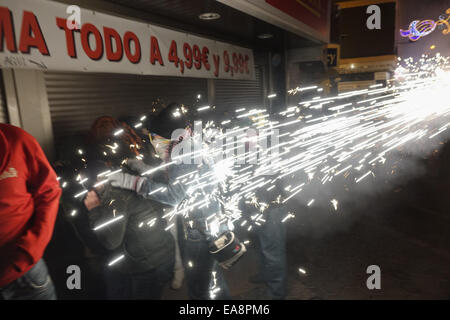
[199, 12, 221, 20]
[257, 33, 273, 39]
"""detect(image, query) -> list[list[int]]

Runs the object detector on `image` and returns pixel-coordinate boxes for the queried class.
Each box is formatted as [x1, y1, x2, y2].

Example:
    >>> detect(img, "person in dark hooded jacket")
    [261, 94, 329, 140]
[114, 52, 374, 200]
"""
[108, 104, 237, 300]
[60, 117, 176, 299]
[81, 165, 175, 299]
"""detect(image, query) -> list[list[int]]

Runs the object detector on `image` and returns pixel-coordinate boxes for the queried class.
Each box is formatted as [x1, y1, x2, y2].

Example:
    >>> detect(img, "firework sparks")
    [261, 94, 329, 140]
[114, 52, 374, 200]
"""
[93, 215, 125, 231]
[108, 254, 125, 266]
[298, 267, 307, 275]
[331, 199, 339, 211]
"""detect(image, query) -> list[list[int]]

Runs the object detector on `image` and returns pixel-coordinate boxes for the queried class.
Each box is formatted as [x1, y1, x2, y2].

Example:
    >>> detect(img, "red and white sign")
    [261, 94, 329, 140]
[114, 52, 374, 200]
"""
[0, 0, 255, 80]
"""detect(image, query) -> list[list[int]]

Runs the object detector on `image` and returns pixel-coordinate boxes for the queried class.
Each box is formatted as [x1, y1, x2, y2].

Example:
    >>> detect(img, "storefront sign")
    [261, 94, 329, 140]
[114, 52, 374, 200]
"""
[0, 0, 255, 80]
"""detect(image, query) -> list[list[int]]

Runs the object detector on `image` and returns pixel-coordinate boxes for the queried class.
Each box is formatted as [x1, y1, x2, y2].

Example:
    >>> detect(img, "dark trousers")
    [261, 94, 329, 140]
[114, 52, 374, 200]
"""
[255, 206, 287, 299]
[104, 258, 174, 300]
[183, 235, 231, 300]
[0, 259, 57, 300]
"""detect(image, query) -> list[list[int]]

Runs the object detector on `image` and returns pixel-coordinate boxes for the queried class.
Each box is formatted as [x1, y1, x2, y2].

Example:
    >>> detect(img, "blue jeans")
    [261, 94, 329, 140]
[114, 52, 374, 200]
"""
[256, 206, 287, 299]
[182, 230, 231, 300]
[0, 259, 57, 300]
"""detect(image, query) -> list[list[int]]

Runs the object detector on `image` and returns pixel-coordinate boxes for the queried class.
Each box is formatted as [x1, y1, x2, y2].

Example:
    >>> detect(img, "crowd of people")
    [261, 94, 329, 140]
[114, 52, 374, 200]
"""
[0, 102, 287, 300]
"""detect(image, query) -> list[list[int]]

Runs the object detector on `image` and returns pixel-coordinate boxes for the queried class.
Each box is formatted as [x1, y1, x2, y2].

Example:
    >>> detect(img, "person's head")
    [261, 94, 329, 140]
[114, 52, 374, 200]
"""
[87, 116, 144, 165]
[148, 133, 172, 162]
[119, 115, 150, 138]
[149, 102, 195, 139]
[146, 103, 196, 163]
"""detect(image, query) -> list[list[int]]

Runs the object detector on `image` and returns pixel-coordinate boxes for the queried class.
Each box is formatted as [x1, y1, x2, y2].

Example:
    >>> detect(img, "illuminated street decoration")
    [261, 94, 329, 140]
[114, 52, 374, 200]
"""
[400, 8, 450, 41]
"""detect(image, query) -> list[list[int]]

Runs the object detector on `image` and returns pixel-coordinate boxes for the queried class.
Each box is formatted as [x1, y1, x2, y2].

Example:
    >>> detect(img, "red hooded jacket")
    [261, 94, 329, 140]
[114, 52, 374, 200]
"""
[0, 124, 61, 287]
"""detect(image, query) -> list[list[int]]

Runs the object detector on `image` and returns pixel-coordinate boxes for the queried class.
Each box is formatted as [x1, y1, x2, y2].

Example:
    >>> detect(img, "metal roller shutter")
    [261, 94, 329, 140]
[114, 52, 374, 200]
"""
[0, 72, 8, 124]
[44, 71, 207, 141]
[214, 66, 264, 112]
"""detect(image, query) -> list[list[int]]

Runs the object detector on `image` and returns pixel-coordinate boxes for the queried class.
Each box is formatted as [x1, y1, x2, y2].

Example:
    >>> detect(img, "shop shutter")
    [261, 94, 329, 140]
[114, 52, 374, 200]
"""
[214, 66, 264, 113]
[44, 71, 207, 142]
[0, 72, 8, 124]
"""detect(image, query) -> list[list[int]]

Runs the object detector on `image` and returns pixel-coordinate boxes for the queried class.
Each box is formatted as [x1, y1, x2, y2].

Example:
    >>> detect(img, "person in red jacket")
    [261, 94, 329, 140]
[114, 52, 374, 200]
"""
[0, 124, 61, 300]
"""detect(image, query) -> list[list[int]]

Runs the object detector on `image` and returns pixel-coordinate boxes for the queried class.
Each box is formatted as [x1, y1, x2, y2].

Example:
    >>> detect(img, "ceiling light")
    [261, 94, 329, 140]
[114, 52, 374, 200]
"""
[257, 33, 273, 39]
[199, 12, 221, 20]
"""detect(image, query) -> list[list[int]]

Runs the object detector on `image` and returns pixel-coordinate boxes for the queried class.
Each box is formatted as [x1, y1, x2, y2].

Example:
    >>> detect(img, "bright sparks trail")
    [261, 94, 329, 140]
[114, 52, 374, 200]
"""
[140, 53, 450, 220]
[108, 254, 125, 266]
[93, 215, 125, 231]
[230, 54, 450, 214]
[67, 55, 450, 267]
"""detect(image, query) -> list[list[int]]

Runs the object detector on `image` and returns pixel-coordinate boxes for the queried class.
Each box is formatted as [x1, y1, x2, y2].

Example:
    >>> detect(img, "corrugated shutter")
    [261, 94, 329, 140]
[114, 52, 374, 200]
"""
[0, 71, 8, 124]
[44, 72, 207, 141]
[214, 66, 264, 112]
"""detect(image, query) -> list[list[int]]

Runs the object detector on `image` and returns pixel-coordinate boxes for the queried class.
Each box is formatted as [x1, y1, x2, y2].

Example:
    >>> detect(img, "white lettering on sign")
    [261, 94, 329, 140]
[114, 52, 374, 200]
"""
[0, 0, 255, 80]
